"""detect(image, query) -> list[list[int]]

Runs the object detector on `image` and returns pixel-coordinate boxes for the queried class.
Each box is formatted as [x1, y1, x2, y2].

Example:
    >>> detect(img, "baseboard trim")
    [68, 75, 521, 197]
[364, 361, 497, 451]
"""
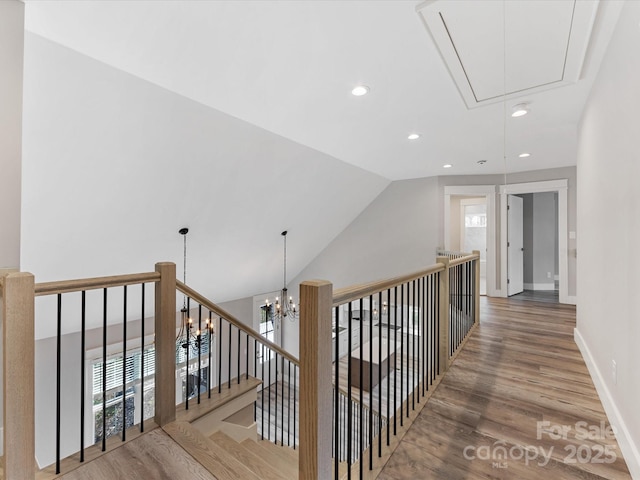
[574, 328, 640, 479]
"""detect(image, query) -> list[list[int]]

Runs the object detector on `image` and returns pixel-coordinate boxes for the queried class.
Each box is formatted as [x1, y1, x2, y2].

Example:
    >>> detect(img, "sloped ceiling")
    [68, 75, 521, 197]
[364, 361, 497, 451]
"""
[23, 0, 621, 179]
[18, 1, 622, 336]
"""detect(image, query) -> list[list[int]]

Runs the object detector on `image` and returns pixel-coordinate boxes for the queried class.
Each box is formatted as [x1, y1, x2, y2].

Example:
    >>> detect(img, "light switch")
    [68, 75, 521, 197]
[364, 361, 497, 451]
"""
[569, 231, 576, 239]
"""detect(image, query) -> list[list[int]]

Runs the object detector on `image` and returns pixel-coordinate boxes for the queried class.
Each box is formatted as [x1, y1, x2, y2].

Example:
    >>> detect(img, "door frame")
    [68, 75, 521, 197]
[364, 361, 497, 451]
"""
[444, 185, 496, 297]
[499, 179, 573, 304]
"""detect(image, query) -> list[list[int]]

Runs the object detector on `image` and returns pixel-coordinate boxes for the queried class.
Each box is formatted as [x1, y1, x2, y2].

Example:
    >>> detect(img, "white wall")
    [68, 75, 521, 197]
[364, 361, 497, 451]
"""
[21, 32, 389, 340]
[0, 0, 23, 270]
[577, 0, 640, 476]
[285, 176, 440, 356]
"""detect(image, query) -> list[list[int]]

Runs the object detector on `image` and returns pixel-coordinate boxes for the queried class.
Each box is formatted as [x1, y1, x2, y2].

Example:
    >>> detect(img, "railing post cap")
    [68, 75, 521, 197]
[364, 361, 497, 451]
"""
[300, 279, 332, 288]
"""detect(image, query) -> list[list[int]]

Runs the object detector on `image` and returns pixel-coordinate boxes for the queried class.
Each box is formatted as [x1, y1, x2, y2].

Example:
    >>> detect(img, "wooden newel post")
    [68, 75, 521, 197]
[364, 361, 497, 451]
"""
[155, 262, 177, 426]
[2, 273, 36, 480]
[472, 250, 481, 325]
[436, 257, 450, 374]
[298, 280, 332, 480]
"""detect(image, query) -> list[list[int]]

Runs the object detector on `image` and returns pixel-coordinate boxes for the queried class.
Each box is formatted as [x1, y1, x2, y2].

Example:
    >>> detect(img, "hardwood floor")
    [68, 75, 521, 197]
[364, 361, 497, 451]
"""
[56, 429, 217, 480]
[379, 297, 632, 480]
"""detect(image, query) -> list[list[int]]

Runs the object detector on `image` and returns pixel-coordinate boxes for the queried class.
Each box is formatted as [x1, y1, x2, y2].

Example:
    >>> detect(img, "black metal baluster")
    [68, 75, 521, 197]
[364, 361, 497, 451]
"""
[237, 327, 241, 385]
[347, 302, 352, 477]
[436, 272, 441, 375]
[140, 283, 145, 432]
[56, 294, 62, 474]
[288, 360, 292, 447]
[218, 318, 222, 394]
[334, 305, 339, 479]
[422, 276, 426, 397]
[122, 285, 127, 441]
[358, 297, 363, 480]
[368, 294, 373, 470]
[275, 353, 279, 445]
[186, 297, 190, 411]
[393, 287, 397, 436]
[245, 334, 249, 381]
[412, 280, 416, 411]
[254, 339, 258, 422]
[399, 284, 404, 426]
[228, 323, 232, 389]
[197, 304, 202, 405]
[268, 347, 272, 442]
[377, 291, 382, 457]
[293, 364, 297, 450]
[80, 290, 86, 462]
[386, 289, 390, 446]
[102, 288, 108, 452]
[208, 311, 213, 399]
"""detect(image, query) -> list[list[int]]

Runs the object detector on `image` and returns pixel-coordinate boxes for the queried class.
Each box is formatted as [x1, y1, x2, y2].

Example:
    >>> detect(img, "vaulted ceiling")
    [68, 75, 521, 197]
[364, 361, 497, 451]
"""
[18, 1, 622, 332]
[24, 0, 620, 180]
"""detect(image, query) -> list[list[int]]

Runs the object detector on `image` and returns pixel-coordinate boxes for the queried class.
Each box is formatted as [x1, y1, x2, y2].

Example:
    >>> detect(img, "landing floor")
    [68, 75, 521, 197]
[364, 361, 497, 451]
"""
[379, 297, 631, 479]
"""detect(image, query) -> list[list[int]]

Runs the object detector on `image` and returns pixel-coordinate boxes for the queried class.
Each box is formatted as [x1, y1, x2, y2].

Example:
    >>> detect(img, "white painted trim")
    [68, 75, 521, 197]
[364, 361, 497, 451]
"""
[444, 185, 496, 297]
[498, 179, 568, 194]
[564, 295, 577, 306]
[523, 283, 556, 291]
[575, 328, 640, 479]
[499, 180, 571, 304]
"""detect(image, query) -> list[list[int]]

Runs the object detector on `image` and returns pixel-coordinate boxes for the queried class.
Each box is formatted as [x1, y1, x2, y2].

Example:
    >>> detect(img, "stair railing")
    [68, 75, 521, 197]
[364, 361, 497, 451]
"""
[175, 279, 301, 448]
[298, 252, 480, 479]
[1, 252, 479, 480]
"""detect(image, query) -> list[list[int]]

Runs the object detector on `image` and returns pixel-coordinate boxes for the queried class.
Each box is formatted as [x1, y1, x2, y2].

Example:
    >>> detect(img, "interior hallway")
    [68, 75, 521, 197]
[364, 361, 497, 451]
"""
[379, 296, 631, 479]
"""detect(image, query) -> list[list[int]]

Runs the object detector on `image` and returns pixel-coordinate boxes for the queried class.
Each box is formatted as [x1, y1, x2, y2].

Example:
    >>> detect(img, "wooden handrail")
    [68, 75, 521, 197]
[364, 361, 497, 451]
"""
[176, 280, 300, 366]
[332, 263, 445, 307]
[448, 253, 479, 267]
[35, 271, 161, 296]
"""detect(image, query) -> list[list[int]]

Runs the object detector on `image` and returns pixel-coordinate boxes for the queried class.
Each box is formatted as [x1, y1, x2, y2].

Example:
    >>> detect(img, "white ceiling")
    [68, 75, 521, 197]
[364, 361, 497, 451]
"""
[22, 0, 621, 181]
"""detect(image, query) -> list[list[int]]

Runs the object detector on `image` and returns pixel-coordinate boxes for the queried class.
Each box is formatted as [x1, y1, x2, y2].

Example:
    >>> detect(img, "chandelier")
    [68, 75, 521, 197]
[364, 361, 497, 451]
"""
[177, 227, 213, 357]
[265, 231, 298, 322]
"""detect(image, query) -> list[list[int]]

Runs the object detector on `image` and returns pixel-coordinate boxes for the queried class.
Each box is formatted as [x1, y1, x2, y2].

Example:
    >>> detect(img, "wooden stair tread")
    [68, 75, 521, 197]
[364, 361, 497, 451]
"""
[163, 421, 261, 480]
[175, 376, 262, 424]
[210, 432, 290, 480]
[241, 439, 298, 478]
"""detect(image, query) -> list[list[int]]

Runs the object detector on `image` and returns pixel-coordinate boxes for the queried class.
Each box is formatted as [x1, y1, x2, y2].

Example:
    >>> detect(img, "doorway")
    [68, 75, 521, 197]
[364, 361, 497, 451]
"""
[444, 185, 496, 296]
[460, 198, 487, 295]
[500, 179, 571, 304]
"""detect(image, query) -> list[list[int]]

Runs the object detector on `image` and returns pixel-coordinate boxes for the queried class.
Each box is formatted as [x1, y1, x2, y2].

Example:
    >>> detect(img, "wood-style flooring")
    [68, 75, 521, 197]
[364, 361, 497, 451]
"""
[378, 296, 632, 479]
[56, 429, 216, 480]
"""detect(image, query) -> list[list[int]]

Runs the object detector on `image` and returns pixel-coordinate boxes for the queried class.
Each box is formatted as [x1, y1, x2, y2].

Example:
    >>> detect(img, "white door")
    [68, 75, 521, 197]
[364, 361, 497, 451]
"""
[507, 195, 524, 296]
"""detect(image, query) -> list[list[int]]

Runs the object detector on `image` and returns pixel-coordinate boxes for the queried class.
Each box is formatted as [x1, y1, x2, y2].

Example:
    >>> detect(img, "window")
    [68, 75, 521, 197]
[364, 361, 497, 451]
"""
[257, 304, 275, 363]
[92, 346, 155, 442]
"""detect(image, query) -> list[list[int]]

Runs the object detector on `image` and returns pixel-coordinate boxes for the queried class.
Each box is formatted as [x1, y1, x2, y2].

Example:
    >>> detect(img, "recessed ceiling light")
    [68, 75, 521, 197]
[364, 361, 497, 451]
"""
[408, 133, 420, 140]
[511, 103, 529, 117]
[443, 164, 452, 168]
[519, 152, 531, 158]
[351, 85, 369, 96]
[477, 160, 487, 165]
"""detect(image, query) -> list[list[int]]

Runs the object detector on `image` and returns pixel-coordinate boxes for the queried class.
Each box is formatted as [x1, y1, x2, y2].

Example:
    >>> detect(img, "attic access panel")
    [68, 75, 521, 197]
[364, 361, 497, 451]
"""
[417, 0, 599, 108]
